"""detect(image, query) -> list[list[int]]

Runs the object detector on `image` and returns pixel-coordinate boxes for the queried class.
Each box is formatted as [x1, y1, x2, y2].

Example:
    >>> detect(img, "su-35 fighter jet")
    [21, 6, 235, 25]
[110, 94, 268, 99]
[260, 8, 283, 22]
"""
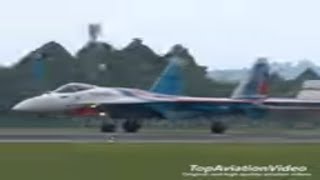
[12, 57, 269, 133]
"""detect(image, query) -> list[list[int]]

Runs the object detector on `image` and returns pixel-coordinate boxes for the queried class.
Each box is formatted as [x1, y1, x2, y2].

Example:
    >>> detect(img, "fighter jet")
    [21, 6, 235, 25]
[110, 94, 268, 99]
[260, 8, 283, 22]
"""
[12, 57, 269, 133]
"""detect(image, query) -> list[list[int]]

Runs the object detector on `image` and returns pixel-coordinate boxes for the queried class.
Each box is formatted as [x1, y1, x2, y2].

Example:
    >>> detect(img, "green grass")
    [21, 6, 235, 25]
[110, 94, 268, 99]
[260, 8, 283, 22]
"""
[0, 143, 319, 180]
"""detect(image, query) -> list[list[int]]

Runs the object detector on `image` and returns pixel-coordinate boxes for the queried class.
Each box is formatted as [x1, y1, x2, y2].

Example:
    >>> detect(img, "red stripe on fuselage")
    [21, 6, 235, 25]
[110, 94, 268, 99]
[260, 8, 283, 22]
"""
[70, 107, 99, 116]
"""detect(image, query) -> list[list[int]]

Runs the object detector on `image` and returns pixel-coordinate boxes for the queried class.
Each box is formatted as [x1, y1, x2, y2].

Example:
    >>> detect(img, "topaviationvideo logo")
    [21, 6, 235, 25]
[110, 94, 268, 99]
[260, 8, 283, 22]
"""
[181, 164, 312, 178]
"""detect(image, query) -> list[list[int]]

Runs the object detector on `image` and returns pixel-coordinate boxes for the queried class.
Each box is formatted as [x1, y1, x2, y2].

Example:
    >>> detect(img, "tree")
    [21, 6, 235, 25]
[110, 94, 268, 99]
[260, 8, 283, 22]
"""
[295, 68, 320, 82]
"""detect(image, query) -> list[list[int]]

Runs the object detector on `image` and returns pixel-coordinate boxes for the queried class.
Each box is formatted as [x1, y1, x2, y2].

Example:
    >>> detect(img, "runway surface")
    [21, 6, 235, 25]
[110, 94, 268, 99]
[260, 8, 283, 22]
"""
[0, 129, 319, 143]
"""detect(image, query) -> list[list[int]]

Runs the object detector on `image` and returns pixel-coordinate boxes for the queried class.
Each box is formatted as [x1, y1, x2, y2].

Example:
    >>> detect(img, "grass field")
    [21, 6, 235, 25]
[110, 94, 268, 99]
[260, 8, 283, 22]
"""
[0, 143, 318, 180]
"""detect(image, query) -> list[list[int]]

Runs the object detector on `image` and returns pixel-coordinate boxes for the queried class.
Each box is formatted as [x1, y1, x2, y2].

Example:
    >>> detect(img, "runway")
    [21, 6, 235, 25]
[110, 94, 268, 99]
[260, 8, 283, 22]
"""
[0, 130, 319, 143]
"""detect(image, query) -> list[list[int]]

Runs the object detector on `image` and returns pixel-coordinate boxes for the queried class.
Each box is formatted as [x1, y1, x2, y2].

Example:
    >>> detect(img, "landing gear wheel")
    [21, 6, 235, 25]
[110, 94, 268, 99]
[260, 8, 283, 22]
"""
[122, 120, 141, 133]
[211, 121, 227, 134]
[100, 123, 116, 133]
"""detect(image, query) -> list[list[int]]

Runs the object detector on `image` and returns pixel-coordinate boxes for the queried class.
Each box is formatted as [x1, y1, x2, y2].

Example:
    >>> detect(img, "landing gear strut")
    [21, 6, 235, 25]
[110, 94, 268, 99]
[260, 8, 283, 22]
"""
[211, 121, 227, 134]
[122, 119, 142, 133]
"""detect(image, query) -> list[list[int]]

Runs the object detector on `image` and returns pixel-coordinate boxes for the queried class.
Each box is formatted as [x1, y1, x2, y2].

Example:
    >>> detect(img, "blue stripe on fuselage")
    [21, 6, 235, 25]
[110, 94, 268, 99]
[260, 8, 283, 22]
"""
[116, 88, 261, 120]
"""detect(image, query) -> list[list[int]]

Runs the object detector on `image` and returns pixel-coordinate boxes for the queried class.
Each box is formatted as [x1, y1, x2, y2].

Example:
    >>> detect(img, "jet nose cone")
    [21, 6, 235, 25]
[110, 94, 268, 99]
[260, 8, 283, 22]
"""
[12, 101, 30, 111]
[12, 95, 61, 112]
[11, 104, 20, 111]
[12, 97, 41, 112]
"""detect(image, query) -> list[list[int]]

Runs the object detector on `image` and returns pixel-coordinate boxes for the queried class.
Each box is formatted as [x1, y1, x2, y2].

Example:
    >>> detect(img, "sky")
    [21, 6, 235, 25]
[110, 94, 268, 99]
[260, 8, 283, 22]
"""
[1, 0, 320, 69]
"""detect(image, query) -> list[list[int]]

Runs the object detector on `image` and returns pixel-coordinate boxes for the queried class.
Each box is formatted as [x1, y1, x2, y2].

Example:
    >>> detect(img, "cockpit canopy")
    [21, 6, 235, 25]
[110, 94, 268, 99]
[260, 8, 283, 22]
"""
[54, 83, 96, 93]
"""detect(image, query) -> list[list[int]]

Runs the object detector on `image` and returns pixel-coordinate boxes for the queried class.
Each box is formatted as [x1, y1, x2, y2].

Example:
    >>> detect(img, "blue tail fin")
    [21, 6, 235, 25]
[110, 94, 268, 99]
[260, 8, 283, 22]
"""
[149, 57, 184, 95]
[231, 58, 270, 99]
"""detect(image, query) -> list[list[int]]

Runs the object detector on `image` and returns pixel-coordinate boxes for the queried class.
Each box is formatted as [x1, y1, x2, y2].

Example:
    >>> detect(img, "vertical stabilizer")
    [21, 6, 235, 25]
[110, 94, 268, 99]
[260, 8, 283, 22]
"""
[150, 57, 184, 95]
[231, 58, 270, 99]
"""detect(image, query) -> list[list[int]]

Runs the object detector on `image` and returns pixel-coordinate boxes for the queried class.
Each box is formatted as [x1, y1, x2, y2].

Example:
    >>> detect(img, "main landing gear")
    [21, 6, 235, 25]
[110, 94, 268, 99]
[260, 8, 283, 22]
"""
[210, 121, 228, 134]
[100, 123, 116, 132]
[122, 119, 142, 133]
[100, 117, 226, 134]
[100, 119, 142, 133]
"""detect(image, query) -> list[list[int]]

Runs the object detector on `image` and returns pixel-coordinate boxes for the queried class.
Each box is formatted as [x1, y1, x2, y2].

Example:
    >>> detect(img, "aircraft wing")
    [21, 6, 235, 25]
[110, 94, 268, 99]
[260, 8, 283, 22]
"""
[262, 98, 320, 110]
